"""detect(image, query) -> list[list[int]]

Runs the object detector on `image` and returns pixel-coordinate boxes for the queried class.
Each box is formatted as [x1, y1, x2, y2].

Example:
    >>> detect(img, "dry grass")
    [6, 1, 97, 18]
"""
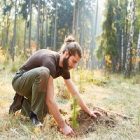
[0, 69, 140, 140]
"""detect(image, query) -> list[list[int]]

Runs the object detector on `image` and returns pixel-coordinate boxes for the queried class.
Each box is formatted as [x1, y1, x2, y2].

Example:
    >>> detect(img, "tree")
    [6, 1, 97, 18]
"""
[97, 0, 118, 72]
[53, 0, 58, 50]
[19, 0, 29, 54]
[125, 0, 136, 77]
[47, 0, 73, 50]
[2, 0, 12, 48]
[44, 4, 48, 48]
[11, 0, 18, 61]
[135, 31, 140, 71]
[28, 0, 32, 52]
[36, 0, 41, 50]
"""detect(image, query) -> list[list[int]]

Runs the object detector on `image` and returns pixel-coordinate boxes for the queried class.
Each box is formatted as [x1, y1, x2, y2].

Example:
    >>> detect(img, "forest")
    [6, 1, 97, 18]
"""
[0, 0, 140, 139]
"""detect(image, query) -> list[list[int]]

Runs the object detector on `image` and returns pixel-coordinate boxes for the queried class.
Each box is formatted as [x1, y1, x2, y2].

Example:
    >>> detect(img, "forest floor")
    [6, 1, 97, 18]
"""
[0, 69, 140, 140]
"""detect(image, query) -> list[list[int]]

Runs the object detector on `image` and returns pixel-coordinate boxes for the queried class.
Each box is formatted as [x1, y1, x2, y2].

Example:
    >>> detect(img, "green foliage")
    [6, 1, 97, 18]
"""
[89, 77, 108, 86]
[129, 74, 140, 84]
[0, 69, 140, 139]
[78, 68, 86, 93]
[134, 0, 140, 45]
[0, 47, 27, 72]
[10, 62, 19, 72]
[3, 1, 13, 15]
[97, 0, 140, 73]
[71, 98, 79, 128]
[0, 0, 100, 69]
[96, 0, 118, 71]
[71, 69, 109, 93]
[47, 0, 73, 49]
[96, 37, 105, 60]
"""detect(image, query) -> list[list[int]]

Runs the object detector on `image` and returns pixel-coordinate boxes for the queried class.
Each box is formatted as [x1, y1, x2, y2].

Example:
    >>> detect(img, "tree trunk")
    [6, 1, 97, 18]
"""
[79, 6, 84, 46]
[72, 0, 79, 38]
[53, 0, 58, 51]
[28, 0, 32, 52]
[75, 0, 79, 41]
[24, 20, 27, 55]
[5, 13, 10, 47]
[72, 0, 76, 36]
[135, 31, 140, 72]
[37, 0, 40, 50]
[121, 29, 124, 71]
[45, 6, 48, 48]
[125, 0, 136, 77]
[11, 0, 17, 61]
[90, 0, 98, 69]
[42, 3, 46, 49]
[123, 0, 128, 71]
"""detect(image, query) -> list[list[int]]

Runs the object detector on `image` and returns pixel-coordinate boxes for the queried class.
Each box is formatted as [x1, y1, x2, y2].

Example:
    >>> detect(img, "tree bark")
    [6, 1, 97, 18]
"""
[135, 31, 140, 72]
[45, 6, 48, 48]
[37, 0, 40, 50]
[53, 0, 58, 51]
[28, 0, 32, 52]
[11, 0, 17, 61]
[125, 0, 136, 77]
[123, 0, 128, 71]
[72, 0, 76, 36]
[24, 20, 27, 55]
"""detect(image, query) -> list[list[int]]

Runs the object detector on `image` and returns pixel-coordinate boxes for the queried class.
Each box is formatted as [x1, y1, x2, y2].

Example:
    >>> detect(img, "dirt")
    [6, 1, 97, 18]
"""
[69, 107, 118, 136]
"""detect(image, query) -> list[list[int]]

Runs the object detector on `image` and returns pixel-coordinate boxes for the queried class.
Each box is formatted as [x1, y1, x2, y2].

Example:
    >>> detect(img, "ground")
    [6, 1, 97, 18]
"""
[0, 69, 140, 140]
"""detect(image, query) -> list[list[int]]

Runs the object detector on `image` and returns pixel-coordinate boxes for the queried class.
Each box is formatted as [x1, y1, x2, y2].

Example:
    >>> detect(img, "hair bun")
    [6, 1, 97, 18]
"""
[64, 35, 75, 43]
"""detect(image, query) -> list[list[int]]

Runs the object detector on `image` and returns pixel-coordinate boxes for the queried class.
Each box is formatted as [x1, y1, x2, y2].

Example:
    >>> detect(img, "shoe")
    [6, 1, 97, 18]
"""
[30, 112, 43, 127]
[9, 93, 24, 114]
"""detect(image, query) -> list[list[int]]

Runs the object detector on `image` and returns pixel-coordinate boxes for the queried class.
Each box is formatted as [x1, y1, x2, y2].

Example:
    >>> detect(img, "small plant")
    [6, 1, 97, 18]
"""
[71, 98, 79, 128]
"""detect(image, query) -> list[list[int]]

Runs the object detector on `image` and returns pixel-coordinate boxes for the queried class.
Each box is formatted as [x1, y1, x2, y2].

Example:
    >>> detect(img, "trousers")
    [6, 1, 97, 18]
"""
[11, 66, 50, 122]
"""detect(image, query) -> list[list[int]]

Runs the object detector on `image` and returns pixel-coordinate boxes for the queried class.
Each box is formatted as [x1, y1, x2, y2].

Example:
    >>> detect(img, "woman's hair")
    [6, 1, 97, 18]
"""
[60, 35, 82, 58]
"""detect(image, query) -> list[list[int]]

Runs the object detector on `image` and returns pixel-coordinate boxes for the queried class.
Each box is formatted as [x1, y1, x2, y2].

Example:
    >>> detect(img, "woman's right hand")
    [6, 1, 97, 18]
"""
[60, 123, 75, 136]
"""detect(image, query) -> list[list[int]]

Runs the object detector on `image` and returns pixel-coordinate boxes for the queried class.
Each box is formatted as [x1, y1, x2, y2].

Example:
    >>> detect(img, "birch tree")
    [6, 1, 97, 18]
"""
[125, 0, 136, 77]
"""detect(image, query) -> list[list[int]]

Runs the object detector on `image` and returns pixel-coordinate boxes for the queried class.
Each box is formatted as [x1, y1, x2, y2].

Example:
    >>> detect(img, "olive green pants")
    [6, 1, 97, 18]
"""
[12, 67, 50, 122]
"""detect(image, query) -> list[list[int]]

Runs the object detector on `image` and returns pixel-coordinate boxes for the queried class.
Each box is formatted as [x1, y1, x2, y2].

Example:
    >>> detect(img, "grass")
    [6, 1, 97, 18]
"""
[0, 68, 140, 140]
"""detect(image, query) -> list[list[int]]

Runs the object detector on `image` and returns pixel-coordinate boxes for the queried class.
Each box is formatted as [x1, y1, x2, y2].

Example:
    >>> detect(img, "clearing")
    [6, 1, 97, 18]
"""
[0, 70, 140, 140]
